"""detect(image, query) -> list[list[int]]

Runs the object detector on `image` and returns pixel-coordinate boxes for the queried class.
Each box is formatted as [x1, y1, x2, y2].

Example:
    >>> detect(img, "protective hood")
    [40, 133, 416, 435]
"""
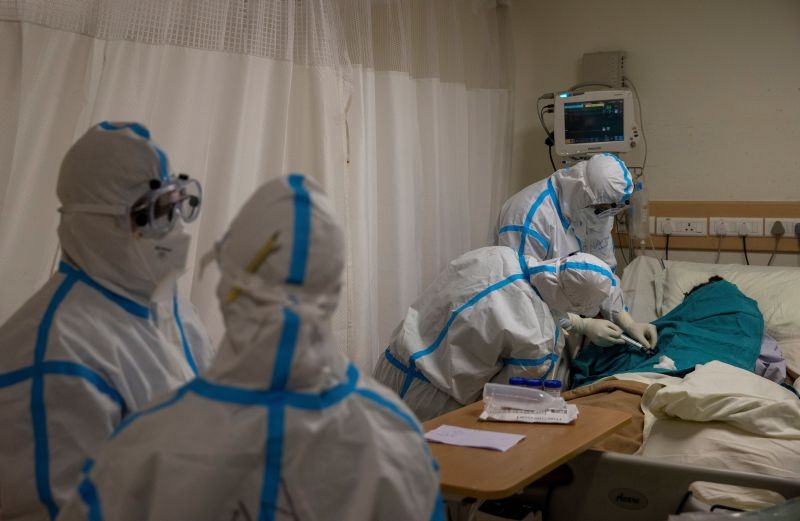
[209, 173, 348, 391]
[551, 153, 633, 224]
[57, 122, 190, 302]
[528, 252, 615, 317]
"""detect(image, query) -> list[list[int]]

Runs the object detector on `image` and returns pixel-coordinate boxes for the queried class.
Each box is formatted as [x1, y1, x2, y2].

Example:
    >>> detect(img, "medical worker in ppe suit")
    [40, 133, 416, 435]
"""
[57, 173, 445, 521]
[0, 122, 215, 521]
[373, 248, 616, 421]
[496, 153, 657, 350]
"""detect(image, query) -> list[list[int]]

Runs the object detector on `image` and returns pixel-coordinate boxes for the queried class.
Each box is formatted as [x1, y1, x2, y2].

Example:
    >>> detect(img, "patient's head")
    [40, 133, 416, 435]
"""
[684, 275, 725, 297]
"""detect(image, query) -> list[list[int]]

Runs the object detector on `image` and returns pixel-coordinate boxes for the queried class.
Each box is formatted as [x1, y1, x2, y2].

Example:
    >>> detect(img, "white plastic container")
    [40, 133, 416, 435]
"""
[543, 379, 563, 398]
[483, 382, 565, 411]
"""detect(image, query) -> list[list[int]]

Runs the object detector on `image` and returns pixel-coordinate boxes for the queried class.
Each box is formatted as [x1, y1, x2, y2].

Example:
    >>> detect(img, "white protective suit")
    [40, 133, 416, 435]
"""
[57, 174, 445, 521]
[372, 248, 615, 421]
[0, 122, 215, 521]
[495, 153, 632, 316]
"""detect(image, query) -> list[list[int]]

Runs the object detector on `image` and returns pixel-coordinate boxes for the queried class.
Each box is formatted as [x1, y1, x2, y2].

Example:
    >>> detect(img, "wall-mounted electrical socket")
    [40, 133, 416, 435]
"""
[764, 218, 800, 237]
[709, 218, 764, 237]
[655, 217, 707, 236]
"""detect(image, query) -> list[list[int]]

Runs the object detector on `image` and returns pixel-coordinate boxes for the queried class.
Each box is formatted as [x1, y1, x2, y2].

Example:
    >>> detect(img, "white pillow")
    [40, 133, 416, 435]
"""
[661, 261, 800, 341]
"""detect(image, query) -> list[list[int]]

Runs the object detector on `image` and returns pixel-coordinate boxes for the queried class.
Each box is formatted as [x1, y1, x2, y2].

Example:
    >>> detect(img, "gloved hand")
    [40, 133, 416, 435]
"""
[566, 313, 624, 347]
[615, 311, 658, 350]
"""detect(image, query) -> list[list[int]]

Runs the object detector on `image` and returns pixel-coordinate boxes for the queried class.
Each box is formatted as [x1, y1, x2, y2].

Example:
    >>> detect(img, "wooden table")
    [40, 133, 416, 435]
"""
[423, 401, 631, 500]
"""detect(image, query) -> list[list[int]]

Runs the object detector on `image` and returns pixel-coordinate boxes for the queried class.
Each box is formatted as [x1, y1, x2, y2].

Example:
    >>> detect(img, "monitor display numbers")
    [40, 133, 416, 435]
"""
[563, 99, 625, 144]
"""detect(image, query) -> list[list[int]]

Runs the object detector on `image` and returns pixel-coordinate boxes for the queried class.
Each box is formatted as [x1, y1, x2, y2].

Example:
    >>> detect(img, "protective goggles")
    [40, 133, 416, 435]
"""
[589, 200, 629, 218]
[59, 174, 202, 239]
[129, 175, 202, 237]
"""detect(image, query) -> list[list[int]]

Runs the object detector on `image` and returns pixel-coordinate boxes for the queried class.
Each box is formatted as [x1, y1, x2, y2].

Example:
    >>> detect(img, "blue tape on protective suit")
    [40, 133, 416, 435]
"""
[0, 366, 35, 388]
[547, 177, 570, 230]
[356, 387, 422, 435]
[409, 274, 527, 365]
[259, 405, 285, 521]
[270, 309, 300, 391]
[562, 261, 617, 286]
[3, 266, 127, 520]
[173, 295, 198, 376]
[517, 189, 550, 274]
[152, 146, 170, 182]
[286, 174, 311, 285]
[78, 473, 104, 521]
[187, 379, 280, 407]
[59, 262, 149, 319]
[284, 364, 359, 410]
[0, 363, 126, 413]
[32, 272, 79, 520]
[555, 323, 561, 349]
[97, 121, 151, 140]
[399, 373, 415, 398]
[497, 225, 550, 252]
[186, 363, 359, 411]
[382, 348, 429, 398]
[502, 353, 558, 367]
[98, 120, 169, 182]
[527, 265, 557, 276]
[41, 361, 128, 416]
[513, 177, 569, 274]
[429, 491, 447, 521]
[113, 386, 191, 438]
[602, 153, 633, 204]
[355, 387, 446, 521]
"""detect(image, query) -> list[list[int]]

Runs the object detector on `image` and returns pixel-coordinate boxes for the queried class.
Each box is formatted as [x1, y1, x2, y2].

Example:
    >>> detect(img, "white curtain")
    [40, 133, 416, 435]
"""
[0, 0, 514, 372]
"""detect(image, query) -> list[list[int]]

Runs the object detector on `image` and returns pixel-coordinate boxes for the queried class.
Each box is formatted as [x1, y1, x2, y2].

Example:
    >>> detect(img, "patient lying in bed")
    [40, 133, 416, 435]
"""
[571, 276, 784, 389]
[563, 265, 800, 513]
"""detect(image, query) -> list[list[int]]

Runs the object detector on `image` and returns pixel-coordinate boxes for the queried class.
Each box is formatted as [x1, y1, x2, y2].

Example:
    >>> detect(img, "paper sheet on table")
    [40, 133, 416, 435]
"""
[424, 425, 525, 452]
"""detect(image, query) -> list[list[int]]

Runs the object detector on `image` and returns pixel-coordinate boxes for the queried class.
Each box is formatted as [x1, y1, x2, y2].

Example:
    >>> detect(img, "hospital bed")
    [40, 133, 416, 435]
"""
[523, 256, 800, 521]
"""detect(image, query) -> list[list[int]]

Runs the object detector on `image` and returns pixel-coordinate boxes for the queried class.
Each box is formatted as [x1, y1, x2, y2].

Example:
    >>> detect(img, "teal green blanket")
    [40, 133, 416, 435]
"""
[571, 279, 764, 388]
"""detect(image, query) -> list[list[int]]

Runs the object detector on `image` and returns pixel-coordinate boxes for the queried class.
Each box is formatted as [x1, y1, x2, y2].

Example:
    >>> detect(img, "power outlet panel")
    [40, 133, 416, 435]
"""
[765, 218, 800, 237]
[709, 218, 764, 237]
[655, 217, 707, 236]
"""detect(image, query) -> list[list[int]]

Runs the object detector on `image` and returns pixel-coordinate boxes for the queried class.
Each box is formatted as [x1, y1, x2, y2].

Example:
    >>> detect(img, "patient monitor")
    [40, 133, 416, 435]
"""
[553, 90, 638, 157]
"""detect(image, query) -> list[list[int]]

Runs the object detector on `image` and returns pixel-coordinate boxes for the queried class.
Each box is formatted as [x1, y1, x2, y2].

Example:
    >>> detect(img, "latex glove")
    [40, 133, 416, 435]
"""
[615, 311, 658, 350]
[566, 313, 624, 347]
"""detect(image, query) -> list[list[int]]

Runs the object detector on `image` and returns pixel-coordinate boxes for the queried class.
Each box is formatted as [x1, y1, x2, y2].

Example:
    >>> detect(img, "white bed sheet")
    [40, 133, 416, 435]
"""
[637, 362, 800, 510]
[640, 361, 800, 441]
[619, 255, 668, 323]
[616, 257, 800, 509]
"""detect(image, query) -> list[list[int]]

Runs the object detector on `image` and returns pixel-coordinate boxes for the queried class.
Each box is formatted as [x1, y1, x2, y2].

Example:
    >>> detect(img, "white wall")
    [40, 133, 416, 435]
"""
[510, 0, 800, 202]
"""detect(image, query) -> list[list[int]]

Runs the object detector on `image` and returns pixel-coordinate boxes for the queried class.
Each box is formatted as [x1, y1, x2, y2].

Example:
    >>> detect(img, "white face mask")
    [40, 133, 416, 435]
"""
[578, 207, 614, 231]
[133, 230, 191, 301]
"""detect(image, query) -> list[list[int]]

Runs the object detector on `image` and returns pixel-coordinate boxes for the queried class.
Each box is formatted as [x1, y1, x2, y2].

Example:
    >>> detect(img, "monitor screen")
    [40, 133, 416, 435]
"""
[563, 99, 625, 144]
[553, 89, 633, 156]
